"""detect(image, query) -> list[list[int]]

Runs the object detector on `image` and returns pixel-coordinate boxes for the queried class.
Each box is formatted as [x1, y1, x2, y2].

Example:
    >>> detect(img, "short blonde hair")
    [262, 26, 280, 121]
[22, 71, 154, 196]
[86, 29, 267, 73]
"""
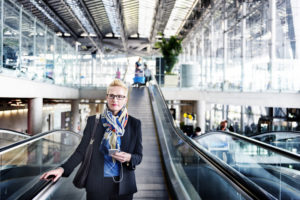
[107, 79, 128, 95]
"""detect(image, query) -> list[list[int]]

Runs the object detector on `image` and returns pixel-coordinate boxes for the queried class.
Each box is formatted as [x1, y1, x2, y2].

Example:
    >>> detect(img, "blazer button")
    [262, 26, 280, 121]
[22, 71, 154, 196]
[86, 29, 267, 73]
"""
[126, 162, 129, 166]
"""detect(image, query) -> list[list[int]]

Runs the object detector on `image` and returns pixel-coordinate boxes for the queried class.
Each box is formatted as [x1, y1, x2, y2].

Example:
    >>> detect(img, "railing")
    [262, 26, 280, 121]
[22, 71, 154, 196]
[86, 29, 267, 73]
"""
[0, 128, 30, 148]
[148, 77, 276, 200]
[0, 130, 81, 200]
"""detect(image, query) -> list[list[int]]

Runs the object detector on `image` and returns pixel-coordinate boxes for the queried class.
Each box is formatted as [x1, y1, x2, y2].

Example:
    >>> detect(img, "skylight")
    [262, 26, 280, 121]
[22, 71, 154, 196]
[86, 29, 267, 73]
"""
[102, 0, 121, 35]
[164, 0, 198, 37]
[138, 0, 158, 38]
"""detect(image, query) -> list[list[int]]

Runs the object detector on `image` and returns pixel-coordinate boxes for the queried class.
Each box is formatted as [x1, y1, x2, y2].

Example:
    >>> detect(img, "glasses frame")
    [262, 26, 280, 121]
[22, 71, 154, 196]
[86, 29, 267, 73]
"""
[107, 94, 126, 100]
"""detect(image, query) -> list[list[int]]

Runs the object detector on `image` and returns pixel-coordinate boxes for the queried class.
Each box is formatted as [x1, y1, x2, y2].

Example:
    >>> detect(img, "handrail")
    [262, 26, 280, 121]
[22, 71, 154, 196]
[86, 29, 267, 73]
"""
[251, 130, 300, 137]
[151, 75, 300, 161]
[0, 128, 30, 137]
[17, 178, 55, 200]
[149, 79, 276, 200]
[199, 131, 300, 161]
[0, 129, 81, 154]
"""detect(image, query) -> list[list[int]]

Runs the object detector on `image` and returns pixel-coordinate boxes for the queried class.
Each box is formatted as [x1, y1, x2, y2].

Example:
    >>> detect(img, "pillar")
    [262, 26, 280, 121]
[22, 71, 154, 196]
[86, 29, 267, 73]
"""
[196, 100, 206, 133]
[71, 99, 80, 132]
[27, 97, 43, 135]
[175, 100, 181, 122]
[89, 103, 97, 116]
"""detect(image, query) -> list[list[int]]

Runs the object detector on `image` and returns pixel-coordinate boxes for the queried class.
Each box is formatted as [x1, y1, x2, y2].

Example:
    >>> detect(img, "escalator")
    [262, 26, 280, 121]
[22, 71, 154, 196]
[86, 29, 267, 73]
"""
[1, 82, 300, 200]
[0, 130, 82, 200]
[192, 131, 300, 199]
[148, 81, 300, 200]
[0, 129, 29, 148]
[251, 131, 300, 154]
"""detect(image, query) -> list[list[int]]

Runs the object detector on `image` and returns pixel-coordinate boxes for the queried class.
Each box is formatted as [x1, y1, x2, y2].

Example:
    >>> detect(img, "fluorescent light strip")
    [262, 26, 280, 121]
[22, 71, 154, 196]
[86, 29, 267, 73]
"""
[30, 0, 67, 33]
[164, 0, 197, 37]
[102, 0, 121, 35]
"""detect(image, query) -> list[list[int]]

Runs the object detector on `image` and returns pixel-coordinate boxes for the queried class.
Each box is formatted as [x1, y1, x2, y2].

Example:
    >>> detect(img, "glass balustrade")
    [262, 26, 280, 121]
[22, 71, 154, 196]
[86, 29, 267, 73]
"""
[0, 130, 81, 200]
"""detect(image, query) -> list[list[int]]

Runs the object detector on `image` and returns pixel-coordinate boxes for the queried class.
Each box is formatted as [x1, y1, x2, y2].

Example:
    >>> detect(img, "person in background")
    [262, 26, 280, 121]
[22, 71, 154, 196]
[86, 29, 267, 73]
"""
[220, 120, 229, 131]
[41, 79, 143, 200]
[191, 126, 201, 138]
[228, 125, 234, 132]
[135, 58, 142, 73]
[144, 63, 151, 85]
[116, 68, 121, 79]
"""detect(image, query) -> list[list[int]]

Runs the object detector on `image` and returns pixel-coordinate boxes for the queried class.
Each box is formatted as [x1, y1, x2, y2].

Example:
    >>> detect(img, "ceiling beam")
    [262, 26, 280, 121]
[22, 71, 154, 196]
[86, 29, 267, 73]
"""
[149, 0, 163, 47]
[77, 0, 104, 40]
[113, 0, 128, 53]
[30, 0, 78, 40]
[60, 0, 103, 53]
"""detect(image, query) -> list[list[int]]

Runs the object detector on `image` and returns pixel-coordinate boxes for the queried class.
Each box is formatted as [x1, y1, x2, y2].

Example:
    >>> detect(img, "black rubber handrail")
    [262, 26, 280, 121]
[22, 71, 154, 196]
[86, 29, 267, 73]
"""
[17, 177, 55, 200]
[0, 128, 29, 137]
[198, 131, 300, 161]
[251, 130, 300, 137]
[150, 81, 276, 200]
[154, 79, 300, 161]
[0, 129, 81, 153]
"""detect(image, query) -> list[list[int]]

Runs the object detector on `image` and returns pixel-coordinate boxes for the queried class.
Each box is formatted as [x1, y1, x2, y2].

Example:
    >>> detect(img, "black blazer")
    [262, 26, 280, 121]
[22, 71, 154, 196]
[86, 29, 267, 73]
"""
[61, 115, 143, 195]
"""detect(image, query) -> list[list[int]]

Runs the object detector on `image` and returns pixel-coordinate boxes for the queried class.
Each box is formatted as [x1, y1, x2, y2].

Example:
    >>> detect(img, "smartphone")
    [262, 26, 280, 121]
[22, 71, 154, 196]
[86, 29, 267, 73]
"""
[108, 149, 119, 155]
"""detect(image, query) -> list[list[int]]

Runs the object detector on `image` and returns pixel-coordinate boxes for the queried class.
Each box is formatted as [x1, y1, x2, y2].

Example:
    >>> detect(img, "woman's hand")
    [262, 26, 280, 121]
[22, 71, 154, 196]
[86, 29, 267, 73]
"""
[40, 167, 64, 182]
[111, 151, 131, 163]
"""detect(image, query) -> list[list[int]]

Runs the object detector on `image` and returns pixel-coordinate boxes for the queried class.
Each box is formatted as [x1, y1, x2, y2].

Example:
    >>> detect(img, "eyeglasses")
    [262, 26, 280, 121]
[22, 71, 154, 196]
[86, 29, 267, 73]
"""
[107, 94, 126, 100]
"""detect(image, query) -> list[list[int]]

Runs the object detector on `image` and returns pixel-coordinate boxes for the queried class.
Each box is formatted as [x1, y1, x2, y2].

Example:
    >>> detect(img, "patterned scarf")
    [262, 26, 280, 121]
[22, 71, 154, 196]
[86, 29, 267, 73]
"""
[99, 105, 128, 157]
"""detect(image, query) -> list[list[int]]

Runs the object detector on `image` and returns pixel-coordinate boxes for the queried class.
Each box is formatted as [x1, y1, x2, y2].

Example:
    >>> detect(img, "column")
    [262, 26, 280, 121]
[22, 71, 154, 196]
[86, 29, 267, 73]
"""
[97, 103, 105, 114]
[27, 97, 43, 135]
[71, 99, 80, 132]
[196, 100, 206, 133]
[89, 103, 97, 116]
[175, 100, 181, 122]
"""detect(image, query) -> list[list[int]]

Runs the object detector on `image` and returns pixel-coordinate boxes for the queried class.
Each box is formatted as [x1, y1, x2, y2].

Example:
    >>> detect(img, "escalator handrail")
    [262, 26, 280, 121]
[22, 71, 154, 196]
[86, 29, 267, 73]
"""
[17, 177, 56, 200]
[150, 81, 276, 200]
[198, 131, 300, 161]
[250, 131, 300, 140]
[0, 128, 30, 137]
[0, 129, 81, 154]
[153, 77, 300, 161]
[250, 130, 300, 137]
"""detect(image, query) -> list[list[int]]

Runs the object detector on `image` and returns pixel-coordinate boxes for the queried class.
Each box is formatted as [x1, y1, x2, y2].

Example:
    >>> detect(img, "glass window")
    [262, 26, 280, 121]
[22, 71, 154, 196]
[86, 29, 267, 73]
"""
[21, 12, 35, 78]
[0, 0, 3, 70]
[54, 37, 63, 85]
[226, 24, 242, 91]
[3, 0, 20, 72]
[212, 7, 224, 91]
[274, 0, 300, 91]
[35, 22, 46, 81]
[45, 31, 54, 83]
[203, 24, 211, 88]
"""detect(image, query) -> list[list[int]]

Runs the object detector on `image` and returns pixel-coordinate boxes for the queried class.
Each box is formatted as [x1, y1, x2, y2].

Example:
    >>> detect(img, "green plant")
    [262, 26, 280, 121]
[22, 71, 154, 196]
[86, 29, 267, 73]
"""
[155, 33, 182, 73]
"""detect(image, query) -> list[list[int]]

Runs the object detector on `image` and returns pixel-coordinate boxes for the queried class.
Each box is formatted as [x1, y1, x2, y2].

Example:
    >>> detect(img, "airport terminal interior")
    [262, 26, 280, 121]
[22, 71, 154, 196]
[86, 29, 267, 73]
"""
[0, 0, 300, 199]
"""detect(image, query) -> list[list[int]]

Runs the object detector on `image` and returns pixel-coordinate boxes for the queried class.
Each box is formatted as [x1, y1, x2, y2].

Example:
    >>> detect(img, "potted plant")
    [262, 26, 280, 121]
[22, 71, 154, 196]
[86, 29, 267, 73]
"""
[155, 33, 182, 87]
[155, 33, 183, 74]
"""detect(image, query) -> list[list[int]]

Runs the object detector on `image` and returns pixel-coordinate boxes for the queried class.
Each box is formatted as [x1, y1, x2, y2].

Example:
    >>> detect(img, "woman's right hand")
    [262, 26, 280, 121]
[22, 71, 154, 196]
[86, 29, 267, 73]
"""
[40, 167, 64, 182]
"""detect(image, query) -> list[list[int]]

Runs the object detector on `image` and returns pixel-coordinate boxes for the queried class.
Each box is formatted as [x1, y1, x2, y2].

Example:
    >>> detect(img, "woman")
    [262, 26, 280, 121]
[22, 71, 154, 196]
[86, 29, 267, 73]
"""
[41, 79, 143, 200]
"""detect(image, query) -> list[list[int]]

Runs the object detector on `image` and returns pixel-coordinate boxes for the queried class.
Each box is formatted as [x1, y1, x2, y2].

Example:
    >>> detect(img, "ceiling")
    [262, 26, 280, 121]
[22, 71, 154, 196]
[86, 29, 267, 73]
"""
[15, 0, 211, 56]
